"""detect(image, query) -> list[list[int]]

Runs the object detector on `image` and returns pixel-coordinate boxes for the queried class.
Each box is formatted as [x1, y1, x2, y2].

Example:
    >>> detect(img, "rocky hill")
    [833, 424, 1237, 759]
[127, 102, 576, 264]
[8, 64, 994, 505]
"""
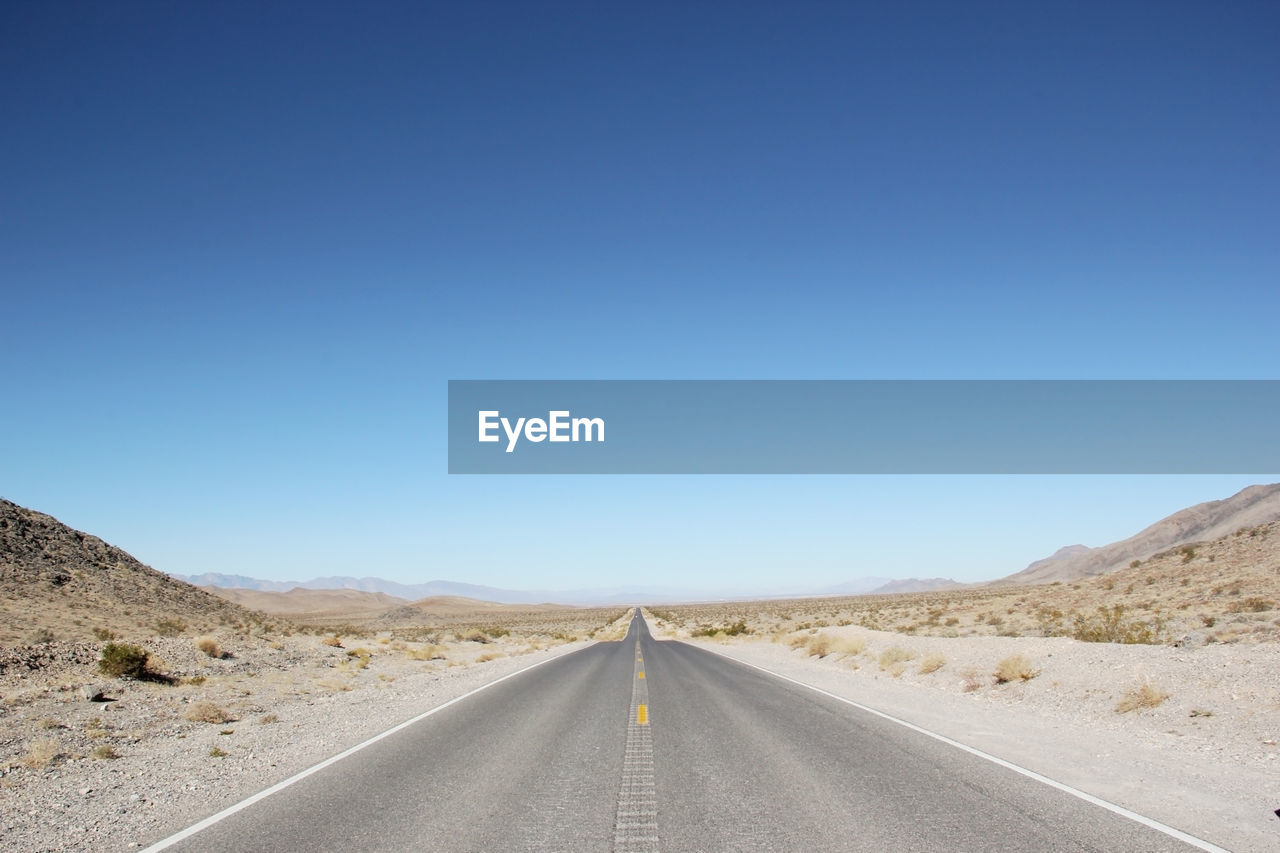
[0, 499, 263, 645]
[1002, 483, 1280, 584]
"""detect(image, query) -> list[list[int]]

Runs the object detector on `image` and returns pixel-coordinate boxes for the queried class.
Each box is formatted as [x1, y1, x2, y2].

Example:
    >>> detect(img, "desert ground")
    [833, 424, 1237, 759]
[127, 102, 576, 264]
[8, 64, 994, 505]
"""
[2, 514, 1277, 851]
[0, 606, 631, 851]
[641, 522, 1279, 851]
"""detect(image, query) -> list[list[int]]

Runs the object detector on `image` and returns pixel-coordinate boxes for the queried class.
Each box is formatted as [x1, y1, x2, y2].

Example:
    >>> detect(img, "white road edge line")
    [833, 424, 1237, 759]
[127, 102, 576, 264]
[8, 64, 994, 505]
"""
[139, 649, 574, 852]
[695, 644, 1230, 853]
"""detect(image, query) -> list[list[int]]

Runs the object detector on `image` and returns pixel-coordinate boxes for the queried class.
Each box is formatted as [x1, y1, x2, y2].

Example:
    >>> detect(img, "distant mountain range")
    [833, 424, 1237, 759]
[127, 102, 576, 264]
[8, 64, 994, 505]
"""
[174, 573, 552, 603]
[1002, 482, 1280, 584]
[173, 572, 959, 605]
[173, 482, 1280, 604]
[173, 573, 787, 606]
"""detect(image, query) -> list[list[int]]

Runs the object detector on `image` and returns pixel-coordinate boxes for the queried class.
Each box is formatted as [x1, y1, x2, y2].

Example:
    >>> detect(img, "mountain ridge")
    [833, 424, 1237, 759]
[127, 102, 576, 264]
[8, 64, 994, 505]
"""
[1002, 483, 1280, 584]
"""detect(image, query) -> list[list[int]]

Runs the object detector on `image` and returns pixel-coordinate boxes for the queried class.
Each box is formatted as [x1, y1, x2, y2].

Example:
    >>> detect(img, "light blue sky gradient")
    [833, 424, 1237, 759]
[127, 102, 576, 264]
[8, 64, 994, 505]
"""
[2, 2, 1276, 591]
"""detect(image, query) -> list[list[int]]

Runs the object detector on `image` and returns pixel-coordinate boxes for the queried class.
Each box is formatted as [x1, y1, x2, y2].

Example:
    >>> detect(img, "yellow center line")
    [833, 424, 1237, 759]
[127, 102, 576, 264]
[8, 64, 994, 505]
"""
[637, 704, 648, 725]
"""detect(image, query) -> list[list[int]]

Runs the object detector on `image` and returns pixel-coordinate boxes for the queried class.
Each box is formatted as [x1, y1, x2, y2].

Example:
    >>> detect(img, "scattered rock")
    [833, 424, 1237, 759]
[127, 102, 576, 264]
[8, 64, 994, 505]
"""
[1174, 632, 1207, 649]
[81, 684, 109, 702]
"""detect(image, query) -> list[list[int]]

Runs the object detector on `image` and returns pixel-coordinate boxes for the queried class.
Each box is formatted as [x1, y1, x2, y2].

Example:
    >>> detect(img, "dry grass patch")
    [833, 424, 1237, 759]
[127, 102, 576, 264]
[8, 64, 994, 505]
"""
[21, 738, 62, 769]
[877, 646, 914, 671]
[91, 745, 120, 760]
[182, 701, 235, 724]
[806, 633, 833, 657]
[785, 633, 811, 650]
[1116, 680, 1170, 713]
[475, 652, 503, 663]
[315, 677, 353, 692]
[918, 653, 946, 674]
[830, 635, 867, 657]
[195, 636, 223, 658]
[406, 644, 447, 661]
[993, 654, 1039, 683]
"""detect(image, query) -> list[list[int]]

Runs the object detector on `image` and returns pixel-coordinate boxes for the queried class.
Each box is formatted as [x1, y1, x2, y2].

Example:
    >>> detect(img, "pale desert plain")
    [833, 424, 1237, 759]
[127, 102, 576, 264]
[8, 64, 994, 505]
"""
[1, 498, 1277, 851]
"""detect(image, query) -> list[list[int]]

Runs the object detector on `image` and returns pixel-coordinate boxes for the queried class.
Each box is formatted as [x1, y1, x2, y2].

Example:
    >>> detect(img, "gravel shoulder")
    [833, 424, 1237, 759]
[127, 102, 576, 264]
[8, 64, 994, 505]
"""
[659, 618, 1279, 853]
[0, 630, 606, 852]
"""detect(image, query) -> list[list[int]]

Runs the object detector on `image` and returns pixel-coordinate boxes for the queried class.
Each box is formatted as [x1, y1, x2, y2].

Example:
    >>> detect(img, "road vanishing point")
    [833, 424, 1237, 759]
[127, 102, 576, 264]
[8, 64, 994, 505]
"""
[147, 611, 1216, 852]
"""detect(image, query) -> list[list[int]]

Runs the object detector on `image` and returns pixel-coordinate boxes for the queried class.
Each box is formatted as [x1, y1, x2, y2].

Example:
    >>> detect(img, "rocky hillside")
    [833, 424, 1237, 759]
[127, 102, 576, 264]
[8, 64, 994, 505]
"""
[1003, 483, 1280, 584]
[0, 499, 263, 645]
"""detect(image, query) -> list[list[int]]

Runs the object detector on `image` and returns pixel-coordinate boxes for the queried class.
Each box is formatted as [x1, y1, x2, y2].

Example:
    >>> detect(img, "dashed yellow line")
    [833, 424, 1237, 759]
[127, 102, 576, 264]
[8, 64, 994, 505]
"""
[638, 671, 645, 679]
[637, 704, 648, 725]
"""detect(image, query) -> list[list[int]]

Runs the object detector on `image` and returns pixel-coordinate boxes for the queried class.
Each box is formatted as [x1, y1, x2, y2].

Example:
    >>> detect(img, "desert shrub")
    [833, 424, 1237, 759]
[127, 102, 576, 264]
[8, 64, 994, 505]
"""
[1228, 597, 1274, 613]
[346, 648, 372, 668]
[807, 634, 832, 657]
[918, 653, 946, 674]
[28, 628, 55, 644]
[22, 738, 62, 769]
[961, 668, 983, 691]
[476, 652, 502, 662]
[1129, 560, 1141, 568]
[99, 642, 149, 678]
[92, 627, 117, 641]
[322, 635, 343, 648]
[877, 646, 913, 670]
[92, 745, 120, 760]
[830, 635, 866, 657]
[691, 619, 749, 637]
[209, 747, 228, 758]
[1071, 606, 1164, 644]
[183, 701, 235, 724]
[1035, 608, 1066, 637]
[156, 618, 187, 637]
[1116, 680, 1169, 713]
[258, 713, 279, 724]
[195, 636, 223, 658]
[993, 654, 1038, 683]
[406, 644, 447, 661]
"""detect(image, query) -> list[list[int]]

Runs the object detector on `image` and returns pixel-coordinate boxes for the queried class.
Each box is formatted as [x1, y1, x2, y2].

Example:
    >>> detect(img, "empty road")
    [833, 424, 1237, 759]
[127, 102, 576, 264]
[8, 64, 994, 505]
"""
[150, 611, 1207, 852]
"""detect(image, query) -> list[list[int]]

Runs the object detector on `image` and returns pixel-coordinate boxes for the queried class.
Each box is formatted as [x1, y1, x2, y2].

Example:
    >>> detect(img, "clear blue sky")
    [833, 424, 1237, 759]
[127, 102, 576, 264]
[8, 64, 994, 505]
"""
[2, 2, 1276, 592]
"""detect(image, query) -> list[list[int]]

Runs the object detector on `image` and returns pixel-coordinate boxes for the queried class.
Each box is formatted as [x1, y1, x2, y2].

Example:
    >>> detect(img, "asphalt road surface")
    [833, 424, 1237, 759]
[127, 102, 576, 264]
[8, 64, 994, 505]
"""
[153, 611, 1206, 852]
